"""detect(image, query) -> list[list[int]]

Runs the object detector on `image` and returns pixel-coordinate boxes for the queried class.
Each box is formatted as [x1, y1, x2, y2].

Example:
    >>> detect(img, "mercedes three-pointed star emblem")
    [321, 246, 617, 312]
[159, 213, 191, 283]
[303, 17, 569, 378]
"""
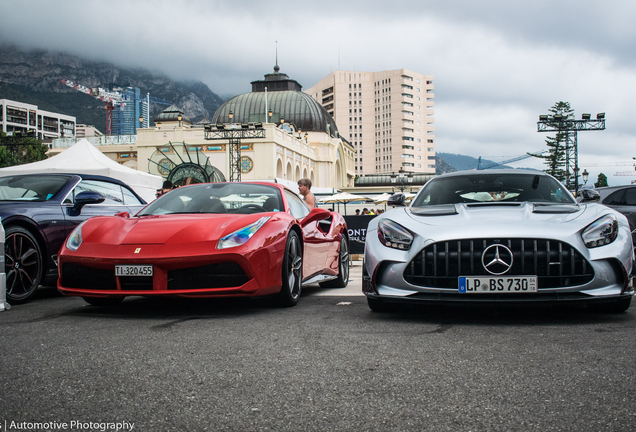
[481, 244, 514, 275]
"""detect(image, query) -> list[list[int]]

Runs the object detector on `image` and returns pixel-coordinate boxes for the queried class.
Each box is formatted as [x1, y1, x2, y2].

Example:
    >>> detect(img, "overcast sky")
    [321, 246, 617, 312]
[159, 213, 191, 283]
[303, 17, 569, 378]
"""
[2, 0, 635, 185]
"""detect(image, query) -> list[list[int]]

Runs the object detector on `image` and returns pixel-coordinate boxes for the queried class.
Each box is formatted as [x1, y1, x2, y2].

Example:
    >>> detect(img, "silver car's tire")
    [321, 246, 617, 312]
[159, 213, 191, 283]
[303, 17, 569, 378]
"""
[367, 297, 389, 312]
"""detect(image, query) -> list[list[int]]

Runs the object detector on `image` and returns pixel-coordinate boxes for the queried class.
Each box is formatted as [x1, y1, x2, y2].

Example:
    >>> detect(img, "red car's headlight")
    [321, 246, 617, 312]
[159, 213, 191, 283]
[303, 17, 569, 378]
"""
[217, 217, 270, 249]
[66, 221, 87, 251]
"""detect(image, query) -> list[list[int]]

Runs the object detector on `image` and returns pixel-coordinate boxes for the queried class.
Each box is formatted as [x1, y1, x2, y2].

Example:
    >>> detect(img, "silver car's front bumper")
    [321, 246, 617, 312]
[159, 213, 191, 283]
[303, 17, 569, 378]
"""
[363, 224, 635, 307]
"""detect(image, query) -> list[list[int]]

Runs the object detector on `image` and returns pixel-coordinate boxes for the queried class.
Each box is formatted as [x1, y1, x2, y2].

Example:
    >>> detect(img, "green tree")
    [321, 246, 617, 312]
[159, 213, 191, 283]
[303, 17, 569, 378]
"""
[529, 101, 574, 182]
[0, 132, 48, 168]
[595, 173, 608, 188]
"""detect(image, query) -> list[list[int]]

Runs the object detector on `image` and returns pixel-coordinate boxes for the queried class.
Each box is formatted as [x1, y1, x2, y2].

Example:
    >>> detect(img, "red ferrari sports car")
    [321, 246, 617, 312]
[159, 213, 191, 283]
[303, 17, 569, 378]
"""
[57, 182, 349, 307]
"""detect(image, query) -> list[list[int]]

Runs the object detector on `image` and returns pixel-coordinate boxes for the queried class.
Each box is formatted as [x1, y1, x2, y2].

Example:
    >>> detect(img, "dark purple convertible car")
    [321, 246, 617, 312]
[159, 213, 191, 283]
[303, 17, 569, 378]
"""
[0, 173, 147, 303]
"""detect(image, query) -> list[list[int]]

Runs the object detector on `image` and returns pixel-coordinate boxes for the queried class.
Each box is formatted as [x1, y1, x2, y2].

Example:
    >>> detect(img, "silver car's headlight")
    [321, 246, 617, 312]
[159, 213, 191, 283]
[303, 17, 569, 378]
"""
[66, 221, 87, 251]
[217, 217, 270, 249]
[377, 219, 414, 250]
[582, 214, 619, 248]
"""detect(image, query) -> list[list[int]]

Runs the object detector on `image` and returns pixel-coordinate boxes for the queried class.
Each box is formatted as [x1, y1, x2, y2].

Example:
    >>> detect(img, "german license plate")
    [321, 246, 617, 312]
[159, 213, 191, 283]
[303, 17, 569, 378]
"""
[459, 276, 537, 293]
[115, 265, 153, 277]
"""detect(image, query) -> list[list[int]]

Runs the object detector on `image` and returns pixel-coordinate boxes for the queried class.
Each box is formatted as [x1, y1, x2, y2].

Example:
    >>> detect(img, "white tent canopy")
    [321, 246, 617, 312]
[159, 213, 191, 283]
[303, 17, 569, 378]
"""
[0, 139, 162, 202]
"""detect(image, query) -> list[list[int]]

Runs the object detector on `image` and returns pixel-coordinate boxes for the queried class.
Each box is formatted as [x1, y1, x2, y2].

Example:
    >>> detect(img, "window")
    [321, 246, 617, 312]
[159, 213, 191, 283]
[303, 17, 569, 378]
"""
[285, 190, 310, 219]
[72, 180, 126, 205]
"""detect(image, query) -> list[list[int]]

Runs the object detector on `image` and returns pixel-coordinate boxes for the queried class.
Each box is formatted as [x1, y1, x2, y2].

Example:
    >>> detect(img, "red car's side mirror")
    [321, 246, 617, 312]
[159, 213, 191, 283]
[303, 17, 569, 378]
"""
[300, 207, 331, 227]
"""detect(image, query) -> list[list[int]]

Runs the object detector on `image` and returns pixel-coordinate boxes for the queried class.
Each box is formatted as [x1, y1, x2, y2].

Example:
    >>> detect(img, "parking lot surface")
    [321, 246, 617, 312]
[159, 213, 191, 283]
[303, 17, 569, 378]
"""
[1, 264, 635, 431]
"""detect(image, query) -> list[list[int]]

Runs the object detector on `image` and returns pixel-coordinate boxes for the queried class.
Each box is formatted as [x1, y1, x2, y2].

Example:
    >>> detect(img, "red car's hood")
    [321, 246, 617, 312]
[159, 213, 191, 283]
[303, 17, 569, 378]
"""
[83, 213, 273, 245]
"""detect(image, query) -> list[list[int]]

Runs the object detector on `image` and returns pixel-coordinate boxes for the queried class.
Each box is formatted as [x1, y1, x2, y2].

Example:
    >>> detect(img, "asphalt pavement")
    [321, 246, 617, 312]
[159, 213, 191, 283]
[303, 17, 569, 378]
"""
[1, 262, 636, 432]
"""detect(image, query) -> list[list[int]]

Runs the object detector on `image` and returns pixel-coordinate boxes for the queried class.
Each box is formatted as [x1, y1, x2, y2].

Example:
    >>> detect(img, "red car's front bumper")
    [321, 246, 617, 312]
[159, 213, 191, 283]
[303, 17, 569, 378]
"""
[58, 239, 285, 299]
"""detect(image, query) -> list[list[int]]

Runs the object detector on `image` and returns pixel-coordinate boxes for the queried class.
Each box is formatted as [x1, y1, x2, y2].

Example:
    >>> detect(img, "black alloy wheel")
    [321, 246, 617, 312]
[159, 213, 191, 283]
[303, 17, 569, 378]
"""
[277, 230, 302, 307]
[5, 226, 43, 303]
[320, 235, 350, 288]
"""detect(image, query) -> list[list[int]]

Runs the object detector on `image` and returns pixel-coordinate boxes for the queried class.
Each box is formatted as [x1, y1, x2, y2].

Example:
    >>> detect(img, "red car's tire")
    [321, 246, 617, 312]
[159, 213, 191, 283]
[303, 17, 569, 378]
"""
[276, 231, 302, 307]
[319, 236, 349, 288]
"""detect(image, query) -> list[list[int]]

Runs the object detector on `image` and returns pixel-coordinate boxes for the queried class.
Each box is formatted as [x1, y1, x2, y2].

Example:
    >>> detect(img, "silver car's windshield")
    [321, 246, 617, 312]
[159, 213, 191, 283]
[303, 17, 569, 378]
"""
[0, 175, 70, 202]
[138, 183, 284, 216]
[412, 173, 575, 206]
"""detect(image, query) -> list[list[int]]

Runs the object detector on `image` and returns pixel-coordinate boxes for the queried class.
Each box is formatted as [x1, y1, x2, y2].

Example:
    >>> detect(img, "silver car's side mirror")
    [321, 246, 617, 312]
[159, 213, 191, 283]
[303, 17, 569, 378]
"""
[388, 193, 406, 207]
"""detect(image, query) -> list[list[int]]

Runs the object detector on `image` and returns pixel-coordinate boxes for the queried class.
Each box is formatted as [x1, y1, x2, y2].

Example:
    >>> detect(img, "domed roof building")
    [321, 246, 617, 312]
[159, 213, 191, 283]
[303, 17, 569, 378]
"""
[154, 104, 191, 125]
[134, 65, 355, 192]
[213, 65, 339, 138]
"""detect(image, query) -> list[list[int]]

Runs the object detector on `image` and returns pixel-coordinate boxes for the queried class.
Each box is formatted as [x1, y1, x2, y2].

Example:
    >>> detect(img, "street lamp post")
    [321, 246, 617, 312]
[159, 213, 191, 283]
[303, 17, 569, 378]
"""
[582, 169, 589, 186]
[391, 167, 413, 193]
[139, 115, 143, 129]
[177, 114, 182, 128]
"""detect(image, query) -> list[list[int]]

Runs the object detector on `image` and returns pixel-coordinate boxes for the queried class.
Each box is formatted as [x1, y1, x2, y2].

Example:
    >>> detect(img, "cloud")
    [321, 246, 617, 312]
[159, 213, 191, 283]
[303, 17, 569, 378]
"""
[1, 0, 635, 184]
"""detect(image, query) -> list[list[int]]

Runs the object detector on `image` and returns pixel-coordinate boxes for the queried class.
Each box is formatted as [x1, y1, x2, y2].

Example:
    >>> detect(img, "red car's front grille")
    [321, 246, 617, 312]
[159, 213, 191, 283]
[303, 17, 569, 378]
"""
[119, 276, 153, 290]
[62, 262, 249, 291]
[168, 262, 249, 290]
[62, 263, 116, 290]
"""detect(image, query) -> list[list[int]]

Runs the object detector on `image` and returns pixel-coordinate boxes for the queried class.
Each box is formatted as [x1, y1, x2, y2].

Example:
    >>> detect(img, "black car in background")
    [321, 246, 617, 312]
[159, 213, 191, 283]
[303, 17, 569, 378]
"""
[596, 185, 636, 243]
[0, 173, 147, 303]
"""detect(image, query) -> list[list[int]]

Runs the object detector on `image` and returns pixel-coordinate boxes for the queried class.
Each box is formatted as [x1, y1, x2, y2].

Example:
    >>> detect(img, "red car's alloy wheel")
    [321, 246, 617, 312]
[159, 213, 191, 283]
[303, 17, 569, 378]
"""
[277, 231, 302, 307]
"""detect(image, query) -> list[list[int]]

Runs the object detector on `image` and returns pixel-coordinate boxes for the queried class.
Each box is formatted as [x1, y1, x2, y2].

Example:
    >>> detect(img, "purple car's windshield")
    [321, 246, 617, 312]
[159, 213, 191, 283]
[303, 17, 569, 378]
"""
[138, 183, 284, 216]
[0, 175, 70, 202]
[411, 173, 575, 207]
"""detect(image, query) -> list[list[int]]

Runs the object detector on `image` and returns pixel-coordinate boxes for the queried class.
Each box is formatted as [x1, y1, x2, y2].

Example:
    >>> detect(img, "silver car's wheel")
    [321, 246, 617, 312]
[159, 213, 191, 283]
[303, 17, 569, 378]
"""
[367, 297, 389, 312]
[276, 231, 302, 307]
[5, 226, 43, 304]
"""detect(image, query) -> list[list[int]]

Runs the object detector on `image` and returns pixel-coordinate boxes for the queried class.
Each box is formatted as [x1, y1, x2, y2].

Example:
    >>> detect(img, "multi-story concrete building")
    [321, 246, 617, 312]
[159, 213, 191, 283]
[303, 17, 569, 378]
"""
[75, 124, 104, 138]
[305, 69, 435, 176]
[0, 99, 76, 140]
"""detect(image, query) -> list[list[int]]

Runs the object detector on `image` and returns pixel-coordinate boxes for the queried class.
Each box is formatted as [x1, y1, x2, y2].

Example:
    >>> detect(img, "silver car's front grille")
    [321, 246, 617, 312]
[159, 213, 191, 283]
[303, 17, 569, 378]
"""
[404, 238, 594, 289]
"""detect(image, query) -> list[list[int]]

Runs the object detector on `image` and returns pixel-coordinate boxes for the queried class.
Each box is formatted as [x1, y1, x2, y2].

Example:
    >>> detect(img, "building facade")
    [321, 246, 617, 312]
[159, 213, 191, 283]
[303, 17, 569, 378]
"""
[0, 99, 76, 140]
[304, 69, 435, 176]
[49, 66, 355, 192]
[75, 124, 104, 138]
[111, 87, 149, 135]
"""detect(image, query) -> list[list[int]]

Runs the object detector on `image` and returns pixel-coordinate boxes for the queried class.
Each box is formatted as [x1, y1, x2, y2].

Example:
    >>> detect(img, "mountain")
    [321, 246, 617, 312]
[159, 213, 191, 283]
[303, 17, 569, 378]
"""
[0, 45, 224, 132]
[434, 156, 458, 175]
[436, 152, 519, 171]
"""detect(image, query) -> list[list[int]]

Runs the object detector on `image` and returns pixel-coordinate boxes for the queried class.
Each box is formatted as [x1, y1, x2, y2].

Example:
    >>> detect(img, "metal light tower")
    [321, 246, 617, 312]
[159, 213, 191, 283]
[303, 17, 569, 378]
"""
[537, 112, 606, 192]
[203, 119, 266, 182]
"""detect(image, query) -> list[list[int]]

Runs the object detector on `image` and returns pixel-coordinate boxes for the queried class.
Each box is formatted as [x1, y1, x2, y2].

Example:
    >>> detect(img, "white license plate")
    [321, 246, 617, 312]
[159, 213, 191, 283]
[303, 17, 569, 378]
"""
[459, 276, 537, 293]
[115, 265, 153, 277]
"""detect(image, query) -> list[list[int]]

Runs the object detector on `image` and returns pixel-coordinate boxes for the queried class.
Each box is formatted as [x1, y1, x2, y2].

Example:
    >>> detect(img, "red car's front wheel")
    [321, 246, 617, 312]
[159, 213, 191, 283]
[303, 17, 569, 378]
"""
[276, 231, 302, 307]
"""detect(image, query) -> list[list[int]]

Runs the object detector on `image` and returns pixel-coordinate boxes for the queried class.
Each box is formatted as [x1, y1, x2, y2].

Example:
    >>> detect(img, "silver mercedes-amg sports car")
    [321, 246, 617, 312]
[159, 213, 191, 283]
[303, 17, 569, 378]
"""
[363, 170, 634, 312]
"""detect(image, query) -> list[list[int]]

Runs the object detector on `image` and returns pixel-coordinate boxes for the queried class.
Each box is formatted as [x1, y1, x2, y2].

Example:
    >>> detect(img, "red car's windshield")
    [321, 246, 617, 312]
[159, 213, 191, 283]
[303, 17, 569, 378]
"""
[138, 183, 284, 216]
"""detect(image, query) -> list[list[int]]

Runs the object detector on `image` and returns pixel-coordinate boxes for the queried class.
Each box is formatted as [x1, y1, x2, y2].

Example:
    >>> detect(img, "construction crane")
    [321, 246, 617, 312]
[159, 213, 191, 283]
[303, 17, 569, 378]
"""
[60, 79, 123, 135]
[477, 151, 547, 170]
[60, 79, 172, 134]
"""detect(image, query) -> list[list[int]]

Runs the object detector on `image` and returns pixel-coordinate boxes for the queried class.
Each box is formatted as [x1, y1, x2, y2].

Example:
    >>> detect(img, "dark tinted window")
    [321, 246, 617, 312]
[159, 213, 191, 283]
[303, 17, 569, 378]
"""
[604, 190, 626, 206]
